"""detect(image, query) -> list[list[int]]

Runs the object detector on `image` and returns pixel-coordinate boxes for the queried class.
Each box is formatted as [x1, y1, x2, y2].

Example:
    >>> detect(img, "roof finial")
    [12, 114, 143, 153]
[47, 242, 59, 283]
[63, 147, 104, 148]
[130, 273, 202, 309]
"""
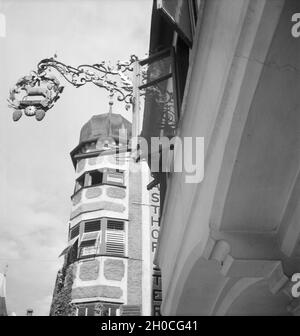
[109, 90, 114, 114]
[108, 91, 114, 136]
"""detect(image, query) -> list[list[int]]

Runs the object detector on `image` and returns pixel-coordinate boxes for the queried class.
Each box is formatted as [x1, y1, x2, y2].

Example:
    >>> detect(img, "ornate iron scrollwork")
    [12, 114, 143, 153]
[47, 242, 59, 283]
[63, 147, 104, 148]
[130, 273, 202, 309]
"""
[8, 55, 138, 121]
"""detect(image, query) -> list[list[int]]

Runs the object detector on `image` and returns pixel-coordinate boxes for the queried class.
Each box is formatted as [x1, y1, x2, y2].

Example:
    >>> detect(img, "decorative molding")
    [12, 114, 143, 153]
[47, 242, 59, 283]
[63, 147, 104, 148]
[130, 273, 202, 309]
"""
[70, 201, 125, 219]
[85, 187, 102, 199]
[72, 285, 123, 300]
[103, 259, 125, 281]
[107, 187, 126, 199]
[78, 260, 100, 281]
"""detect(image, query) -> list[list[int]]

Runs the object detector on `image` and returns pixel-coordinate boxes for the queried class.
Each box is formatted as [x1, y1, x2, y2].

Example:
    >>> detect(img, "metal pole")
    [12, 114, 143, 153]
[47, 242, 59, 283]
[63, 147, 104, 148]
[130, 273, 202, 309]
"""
[131, 60, 141, 155]
[132, 60, 141, 138]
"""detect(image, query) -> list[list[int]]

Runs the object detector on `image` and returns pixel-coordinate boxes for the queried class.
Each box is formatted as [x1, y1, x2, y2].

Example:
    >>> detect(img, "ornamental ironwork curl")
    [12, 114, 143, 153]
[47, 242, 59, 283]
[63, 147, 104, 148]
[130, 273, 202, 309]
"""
[8, 55, 138, 121]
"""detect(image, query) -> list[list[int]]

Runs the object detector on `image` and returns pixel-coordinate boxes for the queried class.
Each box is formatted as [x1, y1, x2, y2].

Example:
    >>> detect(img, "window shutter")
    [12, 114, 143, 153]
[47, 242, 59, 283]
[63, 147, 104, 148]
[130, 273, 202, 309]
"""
[105, 170, 124, 186]
[79, 231, 100, 257]
[81, 231, 100, 242]
[106, 221, 125, 256]
[70, 224, 80, 239]
[107, 220, 124, 231]
[84, 220, 101, 233]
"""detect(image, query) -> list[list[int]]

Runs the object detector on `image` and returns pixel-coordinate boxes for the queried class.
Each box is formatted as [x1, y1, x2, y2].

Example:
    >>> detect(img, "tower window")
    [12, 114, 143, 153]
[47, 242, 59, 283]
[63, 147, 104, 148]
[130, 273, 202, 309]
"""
[79, 231, 101, 257]
[75, 303, 119, 316]
[76, 304, 95, 316]
[105, 220, 125, 256]
[76, 218, 127, 259]
[72, 169, 125, 198]
[89, 170, 103, 186]
[74, 174, 85, 193]
[79, 240, 98, 257]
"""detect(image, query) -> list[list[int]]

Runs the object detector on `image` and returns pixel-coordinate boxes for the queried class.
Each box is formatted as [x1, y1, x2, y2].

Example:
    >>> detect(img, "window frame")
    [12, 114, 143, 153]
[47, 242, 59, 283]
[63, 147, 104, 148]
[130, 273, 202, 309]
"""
[104, 168, 125, 187]
[69, 223, 80, 240]
[156, 0, 198, 47]
[139, 47, 180, 138]
[77, 218, 128, 260]
[72, 168, 125, 199]
[75, 302, 120, 316]
[79, 231, 101, 258]
[76, 303, 95, 316]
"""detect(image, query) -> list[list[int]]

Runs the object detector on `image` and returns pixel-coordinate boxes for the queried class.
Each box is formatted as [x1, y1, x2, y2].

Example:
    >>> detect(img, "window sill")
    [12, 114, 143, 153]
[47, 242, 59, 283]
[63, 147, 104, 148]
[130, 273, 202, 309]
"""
[77, 254, 127, 261]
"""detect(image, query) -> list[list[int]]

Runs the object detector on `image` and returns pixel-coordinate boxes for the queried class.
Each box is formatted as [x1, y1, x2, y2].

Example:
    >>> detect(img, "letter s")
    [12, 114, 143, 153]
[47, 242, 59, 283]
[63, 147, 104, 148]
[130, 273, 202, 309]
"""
[291, 13, 300, 38]
[291, 273, 300, 298]
[151, 192, 159, 203]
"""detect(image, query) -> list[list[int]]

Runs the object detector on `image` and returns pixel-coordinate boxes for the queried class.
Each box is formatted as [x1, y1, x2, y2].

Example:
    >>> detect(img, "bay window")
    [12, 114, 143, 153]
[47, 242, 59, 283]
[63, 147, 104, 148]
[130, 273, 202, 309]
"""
[77, 218, 127, 259]
[73, 168, 125, 196]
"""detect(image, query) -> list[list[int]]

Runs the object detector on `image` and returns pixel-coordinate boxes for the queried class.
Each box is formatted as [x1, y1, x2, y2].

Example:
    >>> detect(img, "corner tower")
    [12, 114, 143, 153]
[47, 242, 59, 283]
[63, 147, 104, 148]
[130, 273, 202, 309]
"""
[50, 106, 150, 316]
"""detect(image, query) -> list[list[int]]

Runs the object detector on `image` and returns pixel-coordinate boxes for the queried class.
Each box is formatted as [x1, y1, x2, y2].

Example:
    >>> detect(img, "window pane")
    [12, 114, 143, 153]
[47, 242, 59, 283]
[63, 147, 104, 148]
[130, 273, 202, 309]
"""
[157, 0, 193, 46]
[87, 305, 95, 316]
[141, 53, 172, 85]
[89, 171, 103, 186]
[80, 245, 97, 257]
[142, 75, 177, 142]
[75, 174, 85, 192]
[77, 304, 95, 316]
[109, 307, 117, 316]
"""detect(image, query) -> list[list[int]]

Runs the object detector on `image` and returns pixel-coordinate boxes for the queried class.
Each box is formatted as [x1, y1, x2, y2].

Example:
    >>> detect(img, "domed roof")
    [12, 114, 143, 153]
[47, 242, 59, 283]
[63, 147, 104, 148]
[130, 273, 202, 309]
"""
[79, 112, 132, 144]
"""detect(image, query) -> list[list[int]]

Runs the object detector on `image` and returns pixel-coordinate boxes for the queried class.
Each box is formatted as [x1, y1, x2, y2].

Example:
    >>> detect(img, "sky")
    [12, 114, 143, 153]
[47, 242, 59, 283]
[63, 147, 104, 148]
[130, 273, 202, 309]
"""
[0, 0, 152, 316]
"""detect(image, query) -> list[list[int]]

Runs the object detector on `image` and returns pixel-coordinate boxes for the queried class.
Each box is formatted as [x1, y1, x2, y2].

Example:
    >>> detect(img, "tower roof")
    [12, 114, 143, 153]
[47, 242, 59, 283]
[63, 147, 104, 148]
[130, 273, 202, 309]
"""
[79, 112, 132, 144]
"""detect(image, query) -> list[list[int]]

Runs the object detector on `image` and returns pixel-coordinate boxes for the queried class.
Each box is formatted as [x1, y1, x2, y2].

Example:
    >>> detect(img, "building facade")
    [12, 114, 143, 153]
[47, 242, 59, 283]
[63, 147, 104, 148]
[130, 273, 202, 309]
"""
[141, 0, 300, 315]
[50, 108, 153, 316]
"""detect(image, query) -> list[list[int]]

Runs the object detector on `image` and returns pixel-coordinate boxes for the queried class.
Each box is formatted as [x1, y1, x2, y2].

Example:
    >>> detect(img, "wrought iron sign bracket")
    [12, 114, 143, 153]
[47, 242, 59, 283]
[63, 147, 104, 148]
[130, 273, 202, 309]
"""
[8, 55, 139, 122]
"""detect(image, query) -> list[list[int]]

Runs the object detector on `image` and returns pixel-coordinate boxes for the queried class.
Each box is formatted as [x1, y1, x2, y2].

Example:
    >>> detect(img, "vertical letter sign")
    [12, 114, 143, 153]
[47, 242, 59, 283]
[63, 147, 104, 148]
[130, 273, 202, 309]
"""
[150, 186, 162, 316]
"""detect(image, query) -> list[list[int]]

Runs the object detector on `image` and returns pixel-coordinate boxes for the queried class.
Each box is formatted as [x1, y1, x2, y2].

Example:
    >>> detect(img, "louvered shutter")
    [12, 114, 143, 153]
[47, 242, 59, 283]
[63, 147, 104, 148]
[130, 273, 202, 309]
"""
[80, 231, 100, 257]
[84, 220, 101, 233]
[70, 224, 80, 239]
[105, 221, 125, 256]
